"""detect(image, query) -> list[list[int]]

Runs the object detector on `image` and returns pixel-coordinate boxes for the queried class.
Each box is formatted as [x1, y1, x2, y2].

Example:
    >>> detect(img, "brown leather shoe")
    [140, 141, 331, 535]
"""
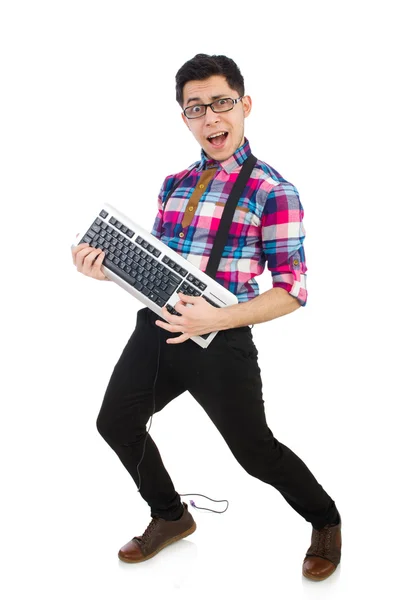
[118, 502, 196, 563]
[302, 516, 342, 581]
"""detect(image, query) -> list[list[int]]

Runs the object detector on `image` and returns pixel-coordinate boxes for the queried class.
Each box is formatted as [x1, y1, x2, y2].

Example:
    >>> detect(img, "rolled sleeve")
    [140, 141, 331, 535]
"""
[150, 179, 168, 240]
[260, 181, 308, 307]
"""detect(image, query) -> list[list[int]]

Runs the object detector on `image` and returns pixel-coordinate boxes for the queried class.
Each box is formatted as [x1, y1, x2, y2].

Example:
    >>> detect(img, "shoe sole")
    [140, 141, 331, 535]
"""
[118, 521, 197, 563]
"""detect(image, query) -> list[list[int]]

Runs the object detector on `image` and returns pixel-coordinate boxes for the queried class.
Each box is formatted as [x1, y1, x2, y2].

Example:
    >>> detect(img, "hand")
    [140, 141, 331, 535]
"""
[155, 292, 221, 344]
[71, 234, 109, 281]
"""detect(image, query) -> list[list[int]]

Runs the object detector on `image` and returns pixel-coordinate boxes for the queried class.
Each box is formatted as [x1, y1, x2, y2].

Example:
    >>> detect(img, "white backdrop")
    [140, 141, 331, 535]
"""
[1, 1, 396, 598]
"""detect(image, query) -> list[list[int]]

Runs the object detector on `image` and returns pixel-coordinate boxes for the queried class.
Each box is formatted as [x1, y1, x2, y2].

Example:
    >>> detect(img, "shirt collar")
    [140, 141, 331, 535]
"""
[197, 138, 252, 174]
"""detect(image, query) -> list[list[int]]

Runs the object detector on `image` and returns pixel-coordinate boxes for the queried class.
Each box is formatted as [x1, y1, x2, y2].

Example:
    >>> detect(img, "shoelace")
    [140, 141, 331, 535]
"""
[311, 526, 333, 558]
[137, 517, 159, 547]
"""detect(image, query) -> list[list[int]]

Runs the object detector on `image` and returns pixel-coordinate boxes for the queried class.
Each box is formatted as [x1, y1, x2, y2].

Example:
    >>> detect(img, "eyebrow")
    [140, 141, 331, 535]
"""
[185, 94, 227, 105]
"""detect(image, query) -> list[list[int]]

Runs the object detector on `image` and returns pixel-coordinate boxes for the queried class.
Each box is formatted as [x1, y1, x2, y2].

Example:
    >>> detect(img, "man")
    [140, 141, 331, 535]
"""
[71, 53, 341, 581]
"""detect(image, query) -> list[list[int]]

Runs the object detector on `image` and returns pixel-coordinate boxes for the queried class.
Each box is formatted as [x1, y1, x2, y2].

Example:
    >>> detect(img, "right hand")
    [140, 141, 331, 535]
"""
[71, 235, 109, 281]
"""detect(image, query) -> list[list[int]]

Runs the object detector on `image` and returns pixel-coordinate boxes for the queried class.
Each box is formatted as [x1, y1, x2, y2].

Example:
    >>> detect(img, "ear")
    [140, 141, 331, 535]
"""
[242, 95, 252, 118]
[181, 112, 191, 130]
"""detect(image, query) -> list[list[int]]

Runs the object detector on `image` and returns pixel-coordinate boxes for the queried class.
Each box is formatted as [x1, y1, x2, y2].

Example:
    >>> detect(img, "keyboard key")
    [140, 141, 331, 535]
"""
[166, 283, 177, 295]
[109, 216, 117, 225]
[169, 273, 182, 285]
[153, 287, 169, 301]
[100, 210, 109, 219]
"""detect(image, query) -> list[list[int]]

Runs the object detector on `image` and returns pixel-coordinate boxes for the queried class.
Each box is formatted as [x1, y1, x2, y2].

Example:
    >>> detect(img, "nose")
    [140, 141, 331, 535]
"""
[203, 106, 221, 127]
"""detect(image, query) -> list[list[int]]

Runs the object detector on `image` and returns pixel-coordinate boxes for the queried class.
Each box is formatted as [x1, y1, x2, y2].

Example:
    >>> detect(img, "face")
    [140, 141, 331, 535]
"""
[181, 75, 252, 162]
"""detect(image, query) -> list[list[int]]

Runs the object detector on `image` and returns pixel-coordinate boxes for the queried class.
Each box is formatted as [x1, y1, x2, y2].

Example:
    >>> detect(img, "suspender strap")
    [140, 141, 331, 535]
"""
[205, 153, 257, 280]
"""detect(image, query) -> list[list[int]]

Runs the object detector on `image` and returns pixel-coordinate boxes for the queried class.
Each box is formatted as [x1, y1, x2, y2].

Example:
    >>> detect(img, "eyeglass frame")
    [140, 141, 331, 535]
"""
[183, 96, 244, 119]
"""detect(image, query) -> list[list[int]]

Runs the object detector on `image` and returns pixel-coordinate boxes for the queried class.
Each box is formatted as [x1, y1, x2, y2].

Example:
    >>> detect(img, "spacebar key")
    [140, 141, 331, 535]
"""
[103, 257, 137, 288]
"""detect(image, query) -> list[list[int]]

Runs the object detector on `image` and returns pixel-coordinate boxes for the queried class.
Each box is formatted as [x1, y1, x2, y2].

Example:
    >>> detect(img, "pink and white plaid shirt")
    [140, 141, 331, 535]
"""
[151, 138, 307, 306]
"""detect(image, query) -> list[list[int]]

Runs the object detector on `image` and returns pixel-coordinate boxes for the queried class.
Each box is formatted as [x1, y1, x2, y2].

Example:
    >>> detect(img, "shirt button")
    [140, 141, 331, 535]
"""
[199, 184, 204, 189]
[188, 206, 193, 211]
[293, 259, 299, 266]
[179, 232, 184, 238]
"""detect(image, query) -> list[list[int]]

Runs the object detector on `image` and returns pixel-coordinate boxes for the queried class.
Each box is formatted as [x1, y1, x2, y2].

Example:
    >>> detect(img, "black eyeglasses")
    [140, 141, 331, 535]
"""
[183, 97, 243, 119]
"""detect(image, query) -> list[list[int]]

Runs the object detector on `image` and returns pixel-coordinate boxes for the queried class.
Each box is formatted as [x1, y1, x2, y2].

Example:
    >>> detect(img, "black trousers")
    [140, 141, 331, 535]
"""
[97, 307, 339, 529]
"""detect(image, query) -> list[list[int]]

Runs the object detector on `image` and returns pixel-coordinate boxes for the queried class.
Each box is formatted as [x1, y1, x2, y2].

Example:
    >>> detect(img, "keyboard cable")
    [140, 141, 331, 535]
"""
[135, 320, 229, 515]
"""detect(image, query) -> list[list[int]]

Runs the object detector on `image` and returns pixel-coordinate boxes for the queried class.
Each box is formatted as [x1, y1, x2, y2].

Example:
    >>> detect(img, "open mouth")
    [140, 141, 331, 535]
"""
[207, 131, 228, 147]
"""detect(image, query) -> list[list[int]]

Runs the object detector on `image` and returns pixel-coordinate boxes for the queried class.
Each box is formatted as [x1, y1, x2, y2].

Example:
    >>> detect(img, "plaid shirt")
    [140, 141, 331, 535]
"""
[151, 138, 307, 306]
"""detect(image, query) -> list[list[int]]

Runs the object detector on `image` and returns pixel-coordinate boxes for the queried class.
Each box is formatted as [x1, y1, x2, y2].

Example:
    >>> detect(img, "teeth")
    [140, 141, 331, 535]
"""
[208, 132, 226, 139]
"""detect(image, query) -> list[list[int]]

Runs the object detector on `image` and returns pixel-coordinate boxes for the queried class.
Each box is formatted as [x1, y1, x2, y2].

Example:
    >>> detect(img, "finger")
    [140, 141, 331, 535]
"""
[76, 247, 102, 273]
[173, 300, 188, 313]
[178, 292, 195, 304]
[71, 242, 89, 265]
[155, 319, 179, 332]
[166, 332, 190, 344]
[74, 245, 95, 270]
[161, 308, 187, 328]
[92, 251, 107, 279]
[82, 248, 103, 275]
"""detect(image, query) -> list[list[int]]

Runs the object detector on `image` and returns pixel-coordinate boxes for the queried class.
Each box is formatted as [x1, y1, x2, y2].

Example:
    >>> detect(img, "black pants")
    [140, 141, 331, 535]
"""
[97, 307, 339, 529]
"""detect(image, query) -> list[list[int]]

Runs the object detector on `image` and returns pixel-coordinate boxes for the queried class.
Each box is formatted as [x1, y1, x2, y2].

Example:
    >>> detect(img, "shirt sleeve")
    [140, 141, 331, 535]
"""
[150, 179, 167, 240]
[260, 181, 308, 307]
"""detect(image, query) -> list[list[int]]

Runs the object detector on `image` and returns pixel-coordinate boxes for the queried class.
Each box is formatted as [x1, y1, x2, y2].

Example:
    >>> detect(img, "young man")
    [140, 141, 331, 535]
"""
[71, 54, 341, 581]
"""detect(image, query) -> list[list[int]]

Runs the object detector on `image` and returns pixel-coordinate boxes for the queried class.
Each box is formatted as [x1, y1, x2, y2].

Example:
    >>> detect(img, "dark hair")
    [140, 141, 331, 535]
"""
[175, 53, 244, 107]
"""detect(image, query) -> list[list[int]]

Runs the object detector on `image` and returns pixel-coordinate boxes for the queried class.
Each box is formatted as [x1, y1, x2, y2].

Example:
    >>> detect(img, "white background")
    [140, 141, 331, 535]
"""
[1, 0, 396, 598]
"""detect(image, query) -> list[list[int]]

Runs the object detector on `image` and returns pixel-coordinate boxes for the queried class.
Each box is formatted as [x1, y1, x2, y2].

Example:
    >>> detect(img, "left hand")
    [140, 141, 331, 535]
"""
[155, 292, 221, 344]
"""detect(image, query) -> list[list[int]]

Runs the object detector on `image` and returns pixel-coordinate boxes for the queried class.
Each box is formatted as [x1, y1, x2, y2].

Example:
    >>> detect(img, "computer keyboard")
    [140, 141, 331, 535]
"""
[73, 203, 238, 348]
